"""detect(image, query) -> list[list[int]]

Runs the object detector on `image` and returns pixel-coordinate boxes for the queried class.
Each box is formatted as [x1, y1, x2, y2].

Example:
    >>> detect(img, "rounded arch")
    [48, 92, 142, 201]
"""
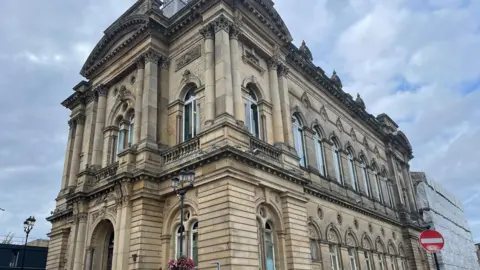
[381, 166, 389, 177]
[291, 106, 307, 127]
[308, 218, 322, 240]
[361, 233, 374, 250]
[375, 237, 386, 253]
[398, 244, 406, 257]
[174, 70, 202, 101]
[107, 96, 135, 127]
[359, 152, 369, 166]
[87, 213, 117, 247]
[394, 130, 413, 152]
[387, 240, 398, 255]
[330, 135, 343, 150]
[345, 142, 356, 156]
[325, 223, 342, 244]
[87, 219, 116, 270]
[311, 121, 326, 138]
[344, 228, 359, 247]
[255, 201, 284, 232]
[242, 76, 266, 100]
[370, 159, 379, 171]
[162, 197, 199, 235]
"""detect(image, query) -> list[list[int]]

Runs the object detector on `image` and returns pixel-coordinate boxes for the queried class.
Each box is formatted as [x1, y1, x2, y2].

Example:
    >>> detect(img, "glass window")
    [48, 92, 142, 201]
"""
[117, 123, 126, 155]
[314, 130, 326, 176]
[292, 115, 306, 167]
[245, 89, 260, 137]
[348, 248, 357, 270]
[310, 240, 318, 261]
[175, 226, 187, 259]
[347, 148, 358, 191]
[265, 222, 276, 270]
[364, 251, 372, 270]
[332, 138, 343, 184]
[361, 157, 371, 196]
[9, 251, 19, 267]
[183, 88, 198, 141]
[191, 222, 198, 266]
[128, 115, 134, 146]
[373, 167, 384, 203]
[329, 245, 340, 270]
[111, 136, 117, 163]
[378, 254, 385, 270]
[391, 257, 398, 270]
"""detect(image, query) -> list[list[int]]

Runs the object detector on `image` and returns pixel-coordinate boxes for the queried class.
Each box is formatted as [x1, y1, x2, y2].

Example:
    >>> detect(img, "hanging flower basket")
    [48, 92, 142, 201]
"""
[168, 256, 195, 270]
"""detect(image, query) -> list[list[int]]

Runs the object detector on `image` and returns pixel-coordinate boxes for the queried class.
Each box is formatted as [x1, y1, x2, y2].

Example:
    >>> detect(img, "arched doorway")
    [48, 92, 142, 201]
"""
[90, 219, 115, 270]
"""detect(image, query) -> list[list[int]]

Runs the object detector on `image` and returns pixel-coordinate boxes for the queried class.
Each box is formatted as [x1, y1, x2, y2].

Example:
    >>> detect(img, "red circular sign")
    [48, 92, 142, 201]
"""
[420, 230, 444, 252]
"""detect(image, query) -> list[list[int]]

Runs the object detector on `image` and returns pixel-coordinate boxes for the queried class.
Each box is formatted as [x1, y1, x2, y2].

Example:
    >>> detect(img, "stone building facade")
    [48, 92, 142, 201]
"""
[46, 0, 434, 269]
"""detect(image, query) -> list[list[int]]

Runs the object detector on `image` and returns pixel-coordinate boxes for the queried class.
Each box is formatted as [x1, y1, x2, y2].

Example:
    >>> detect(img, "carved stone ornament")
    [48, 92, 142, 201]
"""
[374, 146, 380, 157]
[160, 59, 170, 69]
[363, 237, 371, 249]
[301, 92, 311, 109]
[346, 234, 355, 246]
[308, 225, 316, 239]
[317, 207, 323, 220]
[337, 213, 343, 225]
[356, 93, 366, 110]
[381, 227, 385, 237]
[199, 26, 214, 39]
[363, 137, 370, 150]
[176, 45, 201, 71]
[354, 219, 359, 230]
[118, 85, 132, 101]
[91, 207, 107, 224]
[73, 114, 86, 125]
[213, 16, 231, 33]
[278, 64, 290, 77]
[368, 223, 373, 233]
[143, 50, 161, 64]
[392, 231, 397, 240]
[299, 40, 313, 62]
[259, 206, 267, 218]
[327, 229, 337, 243]
[336, 118, 344, 133]
[330, 70, 343, 88]
[230, 24, 241, 39]
[267, 57, 278, 70]
[95, 84, 108, 97]
[320, 106, 329, 122]
[350, 128, 357, 142]
[135, 57, 145, 69]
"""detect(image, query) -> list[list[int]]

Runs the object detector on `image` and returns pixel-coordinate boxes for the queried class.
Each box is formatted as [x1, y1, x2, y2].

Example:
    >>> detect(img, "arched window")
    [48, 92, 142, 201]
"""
[364, 251, 372, 270]
[390, 257, 398, 270]
[264, 222, 276, 270]
[245, 89, 260, 137]
[327, 228, 341, 270]
[377, 254, 386, 270]
[175, 225, 187, 259]
[116, 121, 128, 160]
[372, 165, 384, 203]
[347, 147, 358, 191]
[331, 138, 343, 184]
[191, 222, 198, 266]
[329, 244, 340, 270]
[360, 156, 371, 196]
[309, 224, 321, 262]
[106, 232, 114, 270]
[348, 247, 358, 270]
[313, 128, 326, 176]
[128, 114, 134, 146]
[292, 115, 306, 167]
[387, 180, 395, 207]
[183, 88, 199, 141]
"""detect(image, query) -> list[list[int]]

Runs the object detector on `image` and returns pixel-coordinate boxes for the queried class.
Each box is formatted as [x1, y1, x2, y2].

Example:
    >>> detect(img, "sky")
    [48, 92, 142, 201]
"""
[0, 0, 479, 246]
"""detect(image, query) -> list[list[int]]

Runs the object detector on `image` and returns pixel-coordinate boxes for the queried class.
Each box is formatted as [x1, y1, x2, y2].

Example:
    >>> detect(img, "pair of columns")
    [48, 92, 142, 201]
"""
[200, 16, 293, 146]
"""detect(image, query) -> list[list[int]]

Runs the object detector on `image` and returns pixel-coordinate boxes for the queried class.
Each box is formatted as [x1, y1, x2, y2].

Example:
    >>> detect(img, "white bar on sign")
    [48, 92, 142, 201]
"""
[420, 238, 443, 244]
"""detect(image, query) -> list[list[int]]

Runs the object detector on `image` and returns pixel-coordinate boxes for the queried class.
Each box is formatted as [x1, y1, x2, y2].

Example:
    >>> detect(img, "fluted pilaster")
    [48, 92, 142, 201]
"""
[140, 49, 161, 148]
[278, 64, 293, 147]
[213, 16, 234, 117]
[92, 85, 108, 166]
[60, 121, 74, 191]
[68, 114, 86, 188]
[200, 26, 215, 125]
[133, 59, 145, 145]
[230, 24, 244, 126]
[268, 56, 284, 144]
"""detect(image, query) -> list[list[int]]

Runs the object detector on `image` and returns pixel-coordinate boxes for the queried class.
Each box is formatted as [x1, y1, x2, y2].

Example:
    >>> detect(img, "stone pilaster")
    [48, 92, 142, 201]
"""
[278, 65, 293, 147]
[280, 193, 311, 269]
[61, 121, 74, 191]
[68, 114, 85, 188]
[80, 95, 96, 170]
[304, 128, 317, 171]
[116, 195, 133, 270]
[84, 247, 94, 270]
[133, 59, 145, 145]
[200, 26, 215, 126]
[230, 25, 244, 126]
[140, 49, 160, 149]
[72, 213, 88, 270]
[268, 57, 284, 144]
[46, 228, 70, 269]
[92, 85, 108, 167]
[159, 59, 170, 147]
[213, 16, 234, 117]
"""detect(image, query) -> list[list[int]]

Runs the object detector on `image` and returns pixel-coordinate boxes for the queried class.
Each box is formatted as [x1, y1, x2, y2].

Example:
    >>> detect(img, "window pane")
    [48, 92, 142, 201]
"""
[314, 138, 325, 176]
[252, 104, 259, 137]
[184, 103, 192, 141]
[194, 101, 199, 136]
[265, 231, 275, 270]
[117, 131, 124, 153]
[294, 127, 305, 167]
[128, 123, 134, 145]
[192, 232, 198, 265]
[245, 102, 251, 133]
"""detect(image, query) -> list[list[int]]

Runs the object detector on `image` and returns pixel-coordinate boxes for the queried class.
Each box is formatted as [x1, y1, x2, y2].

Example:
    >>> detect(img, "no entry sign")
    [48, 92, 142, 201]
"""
[420, 230, 444, 252]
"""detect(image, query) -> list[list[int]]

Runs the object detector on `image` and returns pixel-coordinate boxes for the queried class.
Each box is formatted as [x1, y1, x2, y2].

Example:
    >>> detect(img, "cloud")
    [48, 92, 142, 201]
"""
[0, 0, 478, 249]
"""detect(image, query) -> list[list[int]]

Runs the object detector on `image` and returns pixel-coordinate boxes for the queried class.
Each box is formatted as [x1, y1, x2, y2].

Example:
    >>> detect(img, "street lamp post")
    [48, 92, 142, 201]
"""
[21, 216, 36, 270]
[171, 170, 195, 259]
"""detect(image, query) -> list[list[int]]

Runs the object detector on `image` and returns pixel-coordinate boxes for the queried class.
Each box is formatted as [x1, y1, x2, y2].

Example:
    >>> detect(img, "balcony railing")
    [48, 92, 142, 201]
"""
[250, 137, 281, 160]
[95, 162, 119, 183]
[163, 137, 200, 164]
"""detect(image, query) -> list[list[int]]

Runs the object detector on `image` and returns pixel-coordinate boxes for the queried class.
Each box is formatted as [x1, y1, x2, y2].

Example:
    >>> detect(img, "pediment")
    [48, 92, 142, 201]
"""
[80, 14, 150, 77]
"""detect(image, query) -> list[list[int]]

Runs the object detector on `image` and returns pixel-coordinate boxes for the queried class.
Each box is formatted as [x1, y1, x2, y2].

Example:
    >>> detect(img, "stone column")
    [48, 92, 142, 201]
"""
[72, 213, 87, 270]
[116, 196, 133, 270]
[133, 59, 145, 145]
[68, 114, 85, 188]
[230, 25, 244, 125]
[402, 165, 417, 213]
[85, 247, 94, 270]
[213, 16, 234, 117]
[61, 121, 74, 191]
[92, 85, 108, 166]
[159, 59, 170, 147]
[268, 58, 285, 144]
[278, 65, 293, 147]
[200, 26, 215, 126]
[140, 50, 160, 148]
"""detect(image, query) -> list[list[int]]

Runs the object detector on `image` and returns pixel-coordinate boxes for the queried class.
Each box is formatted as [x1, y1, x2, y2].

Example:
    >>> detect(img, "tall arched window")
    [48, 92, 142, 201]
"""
[347, 147, 358, 191]
[128, 114, 134, 146]
[264, 222, 276, 270]
[364, 251, 372, 270]
[373, 165, 384, 203]
[106, 232, 114, 270]
[292, 115, 306, 167]
[377, 253, 385, 270]
[191, 222, 198, 266]
[116, 120, 128, 160]
[360, 156, 371, 196]
[327, 228, 341, 270]
[329, 244, 340, 270]
[331, 138, 343, 184]
[313, 128, 326, 176]
[183, 88, 199, 141]
[245, 89, 260, 137]
[309, 224, 321, 262]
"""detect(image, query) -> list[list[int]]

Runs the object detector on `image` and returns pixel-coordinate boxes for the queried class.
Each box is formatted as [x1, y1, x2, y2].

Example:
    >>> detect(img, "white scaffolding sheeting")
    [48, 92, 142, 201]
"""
[161, 0, 191, 18]
[414, 172, 479, 270]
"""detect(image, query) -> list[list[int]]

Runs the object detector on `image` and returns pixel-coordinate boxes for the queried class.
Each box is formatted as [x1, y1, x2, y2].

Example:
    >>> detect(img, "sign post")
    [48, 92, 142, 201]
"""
[420, 230, 444, 270]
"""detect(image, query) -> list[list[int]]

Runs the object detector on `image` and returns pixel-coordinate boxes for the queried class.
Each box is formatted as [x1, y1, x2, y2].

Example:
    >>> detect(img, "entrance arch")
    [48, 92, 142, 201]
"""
[89, 219, 115, 270]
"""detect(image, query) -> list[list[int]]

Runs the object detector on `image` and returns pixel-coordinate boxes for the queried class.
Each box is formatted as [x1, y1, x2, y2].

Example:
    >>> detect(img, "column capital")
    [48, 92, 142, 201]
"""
[212, 15, 232, 33]
[94, 84, 108, 97]
[143, 49, 162, 64]
[68, 119, 75, 129]
[159, 58, 170, 69]
[278, 64, 290, 77]
[199, 26, 214, 40]
[267, 57, 279, 70]
[76, 212, 88, 223]
[230, 24, 241, 40]
[72, 114, 86, 126]
[135, 57, 145, 69]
